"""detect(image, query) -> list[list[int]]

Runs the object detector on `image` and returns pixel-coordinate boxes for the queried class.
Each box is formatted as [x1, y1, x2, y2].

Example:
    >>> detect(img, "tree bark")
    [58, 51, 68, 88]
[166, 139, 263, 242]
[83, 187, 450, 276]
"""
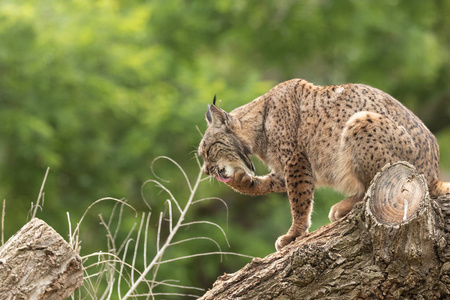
[0, 218, 83, 300]
[200, 162, 450, 299]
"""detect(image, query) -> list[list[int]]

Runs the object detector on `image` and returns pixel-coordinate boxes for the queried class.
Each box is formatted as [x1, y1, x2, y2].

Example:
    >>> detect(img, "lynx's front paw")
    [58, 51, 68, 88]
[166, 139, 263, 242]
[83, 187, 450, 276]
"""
[227, 169, 257, 192]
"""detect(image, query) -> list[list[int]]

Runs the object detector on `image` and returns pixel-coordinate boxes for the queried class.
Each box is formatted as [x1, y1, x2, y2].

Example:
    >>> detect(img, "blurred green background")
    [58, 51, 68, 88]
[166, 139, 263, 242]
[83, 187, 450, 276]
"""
[1, 0, 450, 298]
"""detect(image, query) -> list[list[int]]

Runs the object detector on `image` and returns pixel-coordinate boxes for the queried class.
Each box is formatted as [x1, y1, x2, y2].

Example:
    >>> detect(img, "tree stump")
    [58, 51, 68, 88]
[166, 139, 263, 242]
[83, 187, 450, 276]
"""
[0, 218, 83, 299]
[200, 162, 449, 299]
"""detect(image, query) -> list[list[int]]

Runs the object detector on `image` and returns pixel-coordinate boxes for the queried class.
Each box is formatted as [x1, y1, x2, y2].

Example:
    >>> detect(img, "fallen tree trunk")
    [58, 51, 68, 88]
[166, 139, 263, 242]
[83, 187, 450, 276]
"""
[200, 162, 450, 299]
[0, 218, 83, 299]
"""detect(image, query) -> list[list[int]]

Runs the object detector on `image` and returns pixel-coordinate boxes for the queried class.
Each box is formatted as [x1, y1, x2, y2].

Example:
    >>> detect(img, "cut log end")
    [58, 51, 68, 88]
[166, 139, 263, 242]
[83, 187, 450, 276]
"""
[368, 161, 428, 225]
[0, 218, 83, 299]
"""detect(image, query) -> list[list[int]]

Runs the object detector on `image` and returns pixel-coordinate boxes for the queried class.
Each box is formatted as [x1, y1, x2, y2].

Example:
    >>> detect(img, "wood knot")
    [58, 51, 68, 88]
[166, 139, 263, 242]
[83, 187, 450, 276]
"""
[367, 161, 428, 225]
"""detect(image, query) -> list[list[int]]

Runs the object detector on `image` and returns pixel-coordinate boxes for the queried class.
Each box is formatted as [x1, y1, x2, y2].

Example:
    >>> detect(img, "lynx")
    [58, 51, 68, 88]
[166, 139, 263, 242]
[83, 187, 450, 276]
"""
[198, 79, 450, 251]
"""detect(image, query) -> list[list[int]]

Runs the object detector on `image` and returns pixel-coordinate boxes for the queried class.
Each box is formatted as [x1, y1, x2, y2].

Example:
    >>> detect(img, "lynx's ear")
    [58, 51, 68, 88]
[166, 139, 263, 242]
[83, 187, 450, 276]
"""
[206, 104, 230, 126]
[205, 96, 231, 127]
[206, 95, 217, 124]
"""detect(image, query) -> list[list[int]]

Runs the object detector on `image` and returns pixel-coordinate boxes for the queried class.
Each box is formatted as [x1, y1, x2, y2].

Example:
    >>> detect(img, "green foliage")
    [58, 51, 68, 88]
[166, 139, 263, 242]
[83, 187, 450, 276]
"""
[1, 0, 450, 297]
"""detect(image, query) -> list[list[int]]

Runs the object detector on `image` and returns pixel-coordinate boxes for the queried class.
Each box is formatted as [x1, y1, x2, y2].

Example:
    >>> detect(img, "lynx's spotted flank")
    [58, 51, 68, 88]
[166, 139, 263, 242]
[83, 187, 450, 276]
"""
[198, 79, 450, 251]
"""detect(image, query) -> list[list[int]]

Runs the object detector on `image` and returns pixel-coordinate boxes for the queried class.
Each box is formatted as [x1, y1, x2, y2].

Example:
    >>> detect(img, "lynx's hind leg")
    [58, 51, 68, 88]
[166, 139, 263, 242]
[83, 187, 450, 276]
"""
[340, 111, 417, 186]
[329, 193, 364, 222]
[434, 181, 450, 196]
[330, 111, 417, 221]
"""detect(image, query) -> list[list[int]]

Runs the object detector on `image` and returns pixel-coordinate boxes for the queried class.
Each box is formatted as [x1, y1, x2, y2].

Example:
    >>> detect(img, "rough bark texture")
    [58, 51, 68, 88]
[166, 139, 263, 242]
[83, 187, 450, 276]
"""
[200, 162, 450, 299]
[0, 218, 83, 300]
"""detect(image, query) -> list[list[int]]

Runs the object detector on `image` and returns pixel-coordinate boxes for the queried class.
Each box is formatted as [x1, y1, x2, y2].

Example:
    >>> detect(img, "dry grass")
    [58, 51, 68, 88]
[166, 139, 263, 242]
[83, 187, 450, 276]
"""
[0, 156, 251, 299]
[64, 156, 253, 299]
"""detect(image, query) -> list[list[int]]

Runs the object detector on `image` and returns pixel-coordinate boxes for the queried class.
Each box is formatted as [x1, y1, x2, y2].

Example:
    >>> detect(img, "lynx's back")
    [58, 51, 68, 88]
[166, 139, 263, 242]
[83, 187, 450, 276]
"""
[294, 82, 441, 196]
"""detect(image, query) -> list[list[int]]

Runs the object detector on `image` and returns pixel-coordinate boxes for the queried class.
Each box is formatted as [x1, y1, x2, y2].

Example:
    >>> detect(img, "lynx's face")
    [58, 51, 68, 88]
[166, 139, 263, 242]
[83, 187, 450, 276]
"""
[198, 103, 255, 182]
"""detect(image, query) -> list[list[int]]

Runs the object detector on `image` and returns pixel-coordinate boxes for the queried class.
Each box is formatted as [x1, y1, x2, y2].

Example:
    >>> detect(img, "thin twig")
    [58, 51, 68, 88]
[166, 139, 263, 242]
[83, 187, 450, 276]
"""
[151, 156, 193, 192]
[157, 251, 254, 265]
[31, 167, 50, 219]
[1, 199, 5, 245]
[180, 220, 230, 247]
[143, 212, 151, 267]
[131, 212, 146, 285]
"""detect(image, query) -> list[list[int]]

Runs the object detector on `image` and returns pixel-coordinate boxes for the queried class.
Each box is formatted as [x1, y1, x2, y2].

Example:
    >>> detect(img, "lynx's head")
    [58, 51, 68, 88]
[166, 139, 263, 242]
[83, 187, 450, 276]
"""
[198, 97, 255, 182]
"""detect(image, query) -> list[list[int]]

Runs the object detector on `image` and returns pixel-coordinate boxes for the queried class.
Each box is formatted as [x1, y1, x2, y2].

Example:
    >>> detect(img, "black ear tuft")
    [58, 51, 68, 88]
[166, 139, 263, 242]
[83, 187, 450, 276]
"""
[213, 95, 217, 105]
[206, 104, 212, 124]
